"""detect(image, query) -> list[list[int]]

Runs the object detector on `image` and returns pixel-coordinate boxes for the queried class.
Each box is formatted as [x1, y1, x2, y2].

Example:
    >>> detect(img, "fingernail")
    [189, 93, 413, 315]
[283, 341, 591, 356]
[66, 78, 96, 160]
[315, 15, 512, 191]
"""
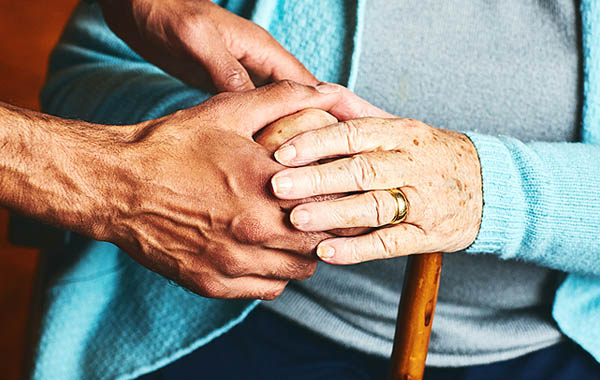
[272, 175, 293, 195]
[315, 83, 340, 94]
[317, 245, 335, 259]
[291, 209, 310, 226]
[274, 145, 296, 163]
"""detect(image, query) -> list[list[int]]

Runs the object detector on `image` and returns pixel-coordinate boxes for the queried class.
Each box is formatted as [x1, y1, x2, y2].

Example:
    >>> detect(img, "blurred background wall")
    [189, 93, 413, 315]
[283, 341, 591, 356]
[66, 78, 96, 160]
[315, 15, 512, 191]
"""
[0, 1, 79, 379]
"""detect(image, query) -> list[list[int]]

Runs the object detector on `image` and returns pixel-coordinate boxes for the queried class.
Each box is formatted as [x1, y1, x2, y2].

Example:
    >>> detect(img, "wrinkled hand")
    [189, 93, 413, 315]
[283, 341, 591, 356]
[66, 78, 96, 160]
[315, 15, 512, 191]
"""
[99, 81, 341, 299]
[257, 106, 375, 238]
[98, 0, 317, 91]
[269, 95, 483, 265]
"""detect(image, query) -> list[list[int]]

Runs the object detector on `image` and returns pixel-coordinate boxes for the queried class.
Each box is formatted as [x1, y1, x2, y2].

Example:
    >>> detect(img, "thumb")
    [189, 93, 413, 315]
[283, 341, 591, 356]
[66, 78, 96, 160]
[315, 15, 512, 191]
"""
[220, 81, 343, 137]
[240, 36, 319, 87]
[325, 84, 394, 120]
[190, 31, 255, 92]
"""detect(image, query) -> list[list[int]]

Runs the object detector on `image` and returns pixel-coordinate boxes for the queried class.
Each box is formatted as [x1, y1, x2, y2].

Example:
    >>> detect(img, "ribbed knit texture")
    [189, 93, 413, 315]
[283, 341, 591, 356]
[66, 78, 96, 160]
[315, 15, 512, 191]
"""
[30, 0, 600, 379]
[263, 0, 579, 366]
[33, 1, 362, 379]
[552, 0, 600, 364]
[465, 134, 600, 275]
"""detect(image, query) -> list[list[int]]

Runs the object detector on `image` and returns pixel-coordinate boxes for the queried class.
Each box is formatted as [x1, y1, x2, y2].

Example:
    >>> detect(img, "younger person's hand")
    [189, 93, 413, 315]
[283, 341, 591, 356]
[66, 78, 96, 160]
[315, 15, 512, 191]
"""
[98, 0, 318, 91]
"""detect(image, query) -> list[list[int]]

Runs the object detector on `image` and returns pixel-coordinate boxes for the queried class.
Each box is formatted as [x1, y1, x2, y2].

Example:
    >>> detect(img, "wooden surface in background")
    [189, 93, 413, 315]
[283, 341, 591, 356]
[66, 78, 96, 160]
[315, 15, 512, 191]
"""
[0, 1, 79, 379]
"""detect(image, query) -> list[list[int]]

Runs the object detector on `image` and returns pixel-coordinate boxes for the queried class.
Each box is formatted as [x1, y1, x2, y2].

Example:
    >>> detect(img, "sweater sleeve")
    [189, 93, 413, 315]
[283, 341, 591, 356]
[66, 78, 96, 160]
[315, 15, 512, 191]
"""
[464, 132, 600, 276]
[41, 3, 210, 126]
[48, 4, 600, 277]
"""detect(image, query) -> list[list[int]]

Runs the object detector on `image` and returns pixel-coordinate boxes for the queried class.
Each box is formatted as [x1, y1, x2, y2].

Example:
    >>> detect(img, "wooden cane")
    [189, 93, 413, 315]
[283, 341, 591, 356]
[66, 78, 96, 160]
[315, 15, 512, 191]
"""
[388, 252, 443, 380]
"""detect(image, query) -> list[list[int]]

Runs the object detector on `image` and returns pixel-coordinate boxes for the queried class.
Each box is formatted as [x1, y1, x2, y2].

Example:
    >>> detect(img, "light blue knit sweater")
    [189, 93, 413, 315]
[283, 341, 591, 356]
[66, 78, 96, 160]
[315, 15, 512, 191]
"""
[31, 1, 600, 379]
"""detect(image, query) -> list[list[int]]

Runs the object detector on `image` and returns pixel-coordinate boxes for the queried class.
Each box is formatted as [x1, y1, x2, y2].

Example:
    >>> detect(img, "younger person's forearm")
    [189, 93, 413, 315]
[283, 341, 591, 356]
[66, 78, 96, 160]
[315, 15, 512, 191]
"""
[0, 102, 135, 239]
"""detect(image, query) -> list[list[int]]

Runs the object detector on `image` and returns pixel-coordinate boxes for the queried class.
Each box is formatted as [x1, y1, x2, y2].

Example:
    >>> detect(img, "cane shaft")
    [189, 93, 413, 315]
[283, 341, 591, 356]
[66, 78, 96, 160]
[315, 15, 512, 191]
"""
[388, 252, 443, 380]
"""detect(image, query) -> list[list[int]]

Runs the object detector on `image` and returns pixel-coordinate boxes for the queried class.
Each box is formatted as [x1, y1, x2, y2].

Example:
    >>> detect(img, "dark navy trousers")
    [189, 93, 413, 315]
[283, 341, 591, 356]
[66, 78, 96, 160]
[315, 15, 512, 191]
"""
[141, 306, 600, 380]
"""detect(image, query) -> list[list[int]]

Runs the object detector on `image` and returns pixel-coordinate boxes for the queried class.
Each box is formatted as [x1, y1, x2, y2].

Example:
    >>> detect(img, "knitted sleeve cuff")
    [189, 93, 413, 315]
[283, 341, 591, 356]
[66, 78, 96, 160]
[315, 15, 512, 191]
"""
[462, 132, 527, 257]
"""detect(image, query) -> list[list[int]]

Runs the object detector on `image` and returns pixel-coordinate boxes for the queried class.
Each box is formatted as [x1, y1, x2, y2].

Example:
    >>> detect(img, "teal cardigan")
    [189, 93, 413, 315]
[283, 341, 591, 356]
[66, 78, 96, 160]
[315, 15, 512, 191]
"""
[32, 1, 600, 379]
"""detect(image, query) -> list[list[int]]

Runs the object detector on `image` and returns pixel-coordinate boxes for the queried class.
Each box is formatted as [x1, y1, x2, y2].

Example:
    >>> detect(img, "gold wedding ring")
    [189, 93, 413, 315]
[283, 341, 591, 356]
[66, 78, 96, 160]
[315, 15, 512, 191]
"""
[386, 188, 409, 225]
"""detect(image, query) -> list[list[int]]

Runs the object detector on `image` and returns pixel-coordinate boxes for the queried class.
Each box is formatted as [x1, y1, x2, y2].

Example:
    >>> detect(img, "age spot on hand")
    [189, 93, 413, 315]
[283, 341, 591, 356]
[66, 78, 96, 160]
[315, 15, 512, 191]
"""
[454, 179, 464, 191]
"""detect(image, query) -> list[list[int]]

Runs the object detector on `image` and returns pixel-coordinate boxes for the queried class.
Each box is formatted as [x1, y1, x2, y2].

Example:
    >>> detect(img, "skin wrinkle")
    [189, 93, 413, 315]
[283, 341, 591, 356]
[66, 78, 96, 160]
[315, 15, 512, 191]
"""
[272, 114, 483, 263]
[260, 109, 375, 240]
[85, 82, 343, 299]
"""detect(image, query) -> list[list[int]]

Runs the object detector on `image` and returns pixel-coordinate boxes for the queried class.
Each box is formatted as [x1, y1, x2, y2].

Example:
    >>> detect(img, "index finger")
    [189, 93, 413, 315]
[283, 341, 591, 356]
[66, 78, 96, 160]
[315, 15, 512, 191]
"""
[274, 118, 402, 166]
[271, 151, 412, 200]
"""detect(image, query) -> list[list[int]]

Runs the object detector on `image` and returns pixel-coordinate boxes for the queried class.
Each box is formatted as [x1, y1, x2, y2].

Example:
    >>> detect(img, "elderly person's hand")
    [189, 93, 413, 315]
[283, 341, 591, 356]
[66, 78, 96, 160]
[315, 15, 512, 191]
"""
[270, 97, 483, 265]
[98, 0, 317, 91]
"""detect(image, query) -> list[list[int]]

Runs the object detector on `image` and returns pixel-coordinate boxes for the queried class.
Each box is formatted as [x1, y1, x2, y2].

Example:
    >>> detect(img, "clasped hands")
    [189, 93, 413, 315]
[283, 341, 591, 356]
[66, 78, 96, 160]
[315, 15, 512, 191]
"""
[99, 81, 482, 300]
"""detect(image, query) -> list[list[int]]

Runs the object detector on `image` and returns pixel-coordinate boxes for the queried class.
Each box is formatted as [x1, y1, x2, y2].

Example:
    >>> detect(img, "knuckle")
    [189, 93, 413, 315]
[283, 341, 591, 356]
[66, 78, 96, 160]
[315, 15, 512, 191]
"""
[221, 66, 250, 90]
[178, 15, 206, 41]
[195, 277, 228, 298]
[309, 167, 328, 195]
[222, 259, 247, 278]
[217, 249, 249, 278]
[231, 214, 272, 244]
[369, 191, 390, 226]
[349, 155, 378, 190]
[339, 120, 363, 152]
[259, 282, 287, 301]
[284, 259, 317, 280]
[255, 25, 275, 42]
[372, 230, 398, 259]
